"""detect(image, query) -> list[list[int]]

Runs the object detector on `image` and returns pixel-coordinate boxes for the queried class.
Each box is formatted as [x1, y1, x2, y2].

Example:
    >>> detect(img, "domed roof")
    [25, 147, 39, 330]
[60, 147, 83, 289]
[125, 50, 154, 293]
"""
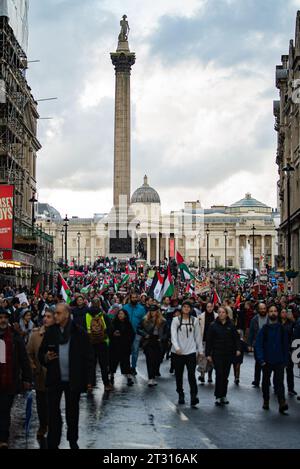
[230, 193, 269, 209]
[131, 176, 161, 204]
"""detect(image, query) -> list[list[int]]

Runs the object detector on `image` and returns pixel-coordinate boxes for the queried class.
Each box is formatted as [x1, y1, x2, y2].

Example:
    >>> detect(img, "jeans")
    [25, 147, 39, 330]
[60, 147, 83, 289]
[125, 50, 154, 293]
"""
[36, 391, 48, 430]
[92, 343, 110, 386]
[47, 383, 81, 449]
[172, 353, 197, 398]
[254, 349, 262, 385]
[262, 363, 285, 403]
[213, 355, 232, 399]
[144, 340, 161, 379]
[286, 355, 295, 392]
[0, 394, 14, 443]
[131, 334, 142, 370]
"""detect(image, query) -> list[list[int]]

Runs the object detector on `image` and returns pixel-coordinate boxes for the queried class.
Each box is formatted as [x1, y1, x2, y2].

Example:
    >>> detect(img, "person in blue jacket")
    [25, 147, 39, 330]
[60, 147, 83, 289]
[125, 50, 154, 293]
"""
[123, 292, 146, 375]
[255, 304, 289, 415]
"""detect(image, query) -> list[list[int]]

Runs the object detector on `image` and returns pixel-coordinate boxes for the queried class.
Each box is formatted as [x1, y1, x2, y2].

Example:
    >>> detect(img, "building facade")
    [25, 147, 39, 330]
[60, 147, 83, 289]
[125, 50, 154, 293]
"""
[38, 187, 279, 272]
[274, 10, 300, 293]
[0, 10, 53, 289]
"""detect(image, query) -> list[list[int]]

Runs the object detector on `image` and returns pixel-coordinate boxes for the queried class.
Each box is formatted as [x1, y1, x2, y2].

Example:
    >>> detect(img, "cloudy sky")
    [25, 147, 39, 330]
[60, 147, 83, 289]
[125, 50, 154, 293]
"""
[27, 0, 300, 218]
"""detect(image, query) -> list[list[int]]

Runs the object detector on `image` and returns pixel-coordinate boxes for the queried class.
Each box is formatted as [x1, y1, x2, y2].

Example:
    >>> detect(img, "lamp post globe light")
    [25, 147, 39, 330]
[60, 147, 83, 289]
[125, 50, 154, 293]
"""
[224, 228, 228, 273]
[282, 163, 295, 271]
[252, 224, 256, 282]
[64, 215, 69, 266]
[206, 225, 210, 271]
[77, 232, 81, 266]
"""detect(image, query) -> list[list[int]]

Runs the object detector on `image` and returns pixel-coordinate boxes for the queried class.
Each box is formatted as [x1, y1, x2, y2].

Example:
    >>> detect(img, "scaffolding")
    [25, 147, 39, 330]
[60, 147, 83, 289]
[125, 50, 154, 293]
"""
[0, 15, 41, 231]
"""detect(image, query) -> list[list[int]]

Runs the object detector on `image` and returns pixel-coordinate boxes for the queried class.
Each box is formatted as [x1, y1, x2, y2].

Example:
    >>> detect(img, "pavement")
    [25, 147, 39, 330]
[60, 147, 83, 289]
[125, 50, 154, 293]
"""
[9, 354, 300, 450]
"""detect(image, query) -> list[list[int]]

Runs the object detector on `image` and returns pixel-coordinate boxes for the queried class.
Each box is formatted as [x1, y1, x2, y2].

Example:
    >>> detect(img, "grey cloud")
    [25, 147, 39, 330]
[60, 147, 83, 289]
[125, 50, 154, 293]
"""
[149, 0, 298, 67]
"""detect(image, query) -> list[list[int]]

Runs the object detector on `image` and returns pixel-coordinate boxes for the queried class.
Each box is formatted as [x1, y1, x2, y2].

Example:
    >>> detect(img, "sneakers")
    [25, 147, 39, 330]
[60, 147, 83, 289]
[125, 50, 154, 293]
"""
[279, 401, 289, 415]
[262, 400, 269, 410]
[131, 368, 137, 376]
[215, 397, 228, 406]
[178, 393, 185, 405]
[234, 379, 240, 386]
[198, 375, 205, 385]
[252, 381, 260, 388]
[127, 376, 134, 386]
[169, 367, 174, 374]
[191, 396, 199, 407]
[288, 390, 297, 396]
[148, 379, 158, 387]
[220, 397, 229, 405]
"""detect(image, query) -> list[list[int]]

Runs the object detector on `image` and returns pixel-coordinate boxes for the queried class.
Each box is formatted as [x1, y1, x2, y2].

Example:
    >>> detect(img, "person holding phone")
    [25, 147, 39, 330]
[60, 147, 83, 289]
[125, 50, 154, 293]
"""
[39, 303, 93, 450]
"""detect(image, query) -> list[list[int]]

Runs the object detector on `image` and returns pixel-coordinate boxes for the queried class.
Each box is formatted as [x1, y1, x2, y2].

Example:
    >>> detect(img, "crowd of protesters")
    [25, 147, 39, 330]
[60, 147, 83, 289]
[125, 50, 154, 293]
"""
[0, 255, 300, 449]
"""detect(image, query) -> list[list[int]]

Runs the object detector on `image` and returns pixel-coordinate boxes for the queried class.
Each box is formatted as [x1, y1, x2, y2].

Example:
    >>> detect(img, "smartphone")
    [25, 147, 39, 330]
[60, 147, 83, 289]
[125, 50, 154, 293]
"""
[48, 344, 58, 354]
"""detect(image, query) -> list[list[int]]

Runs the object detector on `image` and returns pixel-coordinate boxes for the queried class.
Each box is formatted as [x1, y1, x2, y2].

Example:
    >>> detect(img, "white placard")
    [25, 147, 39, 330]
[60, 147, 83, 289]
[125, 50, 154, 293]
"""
[0, 339, 6, 364]
[16, 292, 29, 305]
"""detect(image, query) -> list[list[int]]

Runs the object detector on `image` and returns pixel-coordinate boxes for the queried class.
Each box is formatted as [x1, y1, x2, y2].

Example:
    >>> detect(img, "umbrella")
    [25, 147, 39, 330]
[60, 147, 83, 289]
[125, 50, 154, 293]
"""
[24, 390, 33, 447]
[69, 270, 84, 277]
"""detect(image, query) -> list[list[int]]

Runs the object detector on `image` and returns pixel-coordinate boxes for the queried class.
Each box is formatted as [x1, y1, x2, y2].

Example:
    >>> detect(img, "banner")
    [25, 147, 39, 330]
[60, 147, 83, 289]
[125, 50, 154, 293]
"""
[0, 185, 14, 249]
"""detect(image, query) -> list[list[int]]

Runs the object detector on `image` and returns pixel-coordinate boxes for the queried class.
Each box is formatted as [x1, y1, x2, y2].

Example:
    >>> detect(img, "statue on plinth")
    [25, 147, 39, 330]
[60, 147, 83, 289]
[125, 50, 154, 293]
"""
[119, 15, 130, 42]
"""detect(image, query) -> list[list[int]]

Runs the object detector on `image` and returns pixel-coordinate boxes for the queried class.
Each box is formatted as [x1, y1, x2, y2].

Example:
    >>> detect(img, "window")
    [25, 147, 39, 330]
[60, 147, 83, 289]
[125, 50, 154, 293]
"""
[215, 238, 219, 247]
[215, 257, 221, 267]
[228, 258, 234, 267]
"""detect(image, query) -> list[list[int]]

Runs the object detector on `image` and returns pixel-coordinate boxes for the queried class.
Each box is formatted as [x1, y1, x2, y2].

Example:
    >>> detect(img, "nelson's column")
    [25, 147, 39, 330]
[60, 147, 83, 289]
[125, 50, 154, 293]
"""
[109, 15, 136, 256]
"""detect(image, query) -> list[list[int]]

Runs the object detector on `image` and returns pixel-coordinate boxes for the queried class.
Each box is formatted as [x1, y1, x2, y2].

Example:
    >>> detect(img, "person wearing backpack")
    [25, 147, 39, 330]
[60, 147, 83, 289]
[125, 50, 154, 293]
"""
[84, 298, 112, 392]
[255, 304, 289, 414]
[171, 301, 203, 407]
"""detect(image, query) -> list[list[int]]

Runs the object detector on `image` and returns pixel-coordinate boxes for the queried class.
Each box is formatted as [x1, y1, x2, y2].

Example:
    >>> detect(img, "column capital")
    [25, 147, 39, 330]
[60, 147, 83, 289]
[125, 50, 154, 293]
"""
[111, 51, 136, 73]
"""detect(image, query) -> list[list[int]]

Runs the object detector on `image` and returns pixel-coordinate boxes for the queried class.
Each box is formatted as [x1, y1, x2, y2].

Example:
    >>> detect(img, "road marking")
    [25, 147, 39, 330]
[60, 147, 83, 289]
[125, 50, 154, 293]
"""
[201, 437, 218, 450]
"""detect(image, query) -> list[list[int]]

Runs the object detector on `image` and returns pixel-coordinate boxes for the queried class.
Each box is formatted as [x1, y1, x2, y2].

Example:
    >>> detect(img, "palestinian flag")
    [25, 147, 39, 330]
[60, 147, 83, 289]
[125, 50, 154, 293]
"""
[212, 289, 221, 306]
[34, 281, 40, 298]
[186, 282, 195, 296]
[125, 264, 133, 274]
[99, 279, 110, 295]
[148, 271, 164, 301]
[161, 265, 175, 299]
[115, 274, 130, 292]
[81, 278, 97, 294]
[58, 273, 71, 304]
[176, 251, 195, 281]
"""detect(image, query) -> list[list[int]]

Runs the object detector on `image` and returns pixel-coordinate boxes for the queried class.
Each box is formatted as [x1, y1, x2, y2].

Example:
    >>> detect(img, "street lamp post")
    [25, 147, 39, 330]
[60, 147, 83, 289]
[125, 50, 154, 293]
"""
[224, 228, 228, 274]
[77, 232, 81, 266]
[198, 234, 201, 275]
[283, 163, 295, 270]
[64, 215, 69, 266]
[60, 228, 64, 264]
[252, 224, 256, 282]
[206, 226, 210, 271]
[29, 192, 38, 230]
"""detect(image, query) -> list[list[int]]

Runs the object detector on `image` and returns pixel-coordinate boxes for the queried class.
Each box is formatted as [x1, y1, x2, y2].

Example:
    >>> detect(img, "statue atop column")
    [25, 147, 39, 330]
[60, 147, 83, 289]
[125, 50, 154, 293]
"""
[118, 15, 130, 42]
